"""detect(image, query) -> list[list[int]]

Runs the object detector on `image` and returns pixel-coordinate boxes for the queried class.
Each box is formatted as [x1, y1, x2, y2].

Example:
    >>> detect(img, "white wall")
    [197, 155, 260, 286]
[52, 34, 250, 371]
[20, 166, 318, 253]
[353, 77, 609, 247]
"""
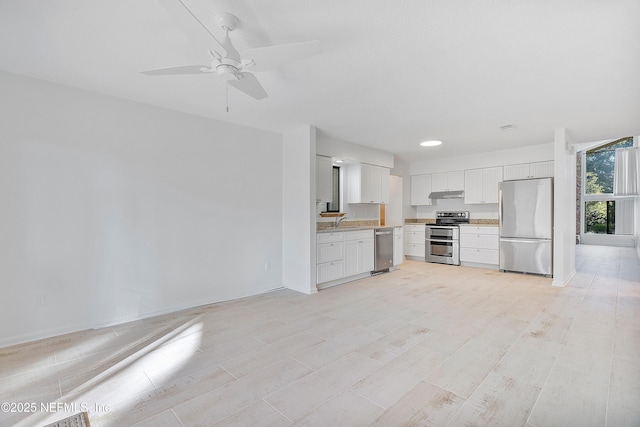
[391, 156, 413, 221]
[415, 199, 500, 220]
[410, 143, 554, 175]
[282, 126, 316, 294]
[316, 133, 394, 168]
[0, 72, 283, 347]
[386, 175, 404, 226]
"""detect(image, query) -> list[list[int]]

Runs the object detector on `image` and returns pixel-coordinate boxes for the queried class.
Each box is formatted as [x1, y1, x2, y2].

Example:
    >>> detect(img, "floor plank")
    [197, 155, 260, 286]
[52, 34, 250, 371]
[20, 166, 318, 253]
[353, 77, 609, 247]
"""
[1, 244, 638, 426]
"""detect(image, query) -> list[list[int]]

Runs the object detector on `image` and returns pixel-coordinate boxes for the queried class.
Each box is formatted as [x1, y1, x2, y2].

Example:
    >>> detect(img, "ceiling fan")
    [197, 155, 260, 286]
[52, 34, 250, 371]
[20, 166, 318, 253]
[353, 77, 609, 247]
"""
[142, 0, 322, 100]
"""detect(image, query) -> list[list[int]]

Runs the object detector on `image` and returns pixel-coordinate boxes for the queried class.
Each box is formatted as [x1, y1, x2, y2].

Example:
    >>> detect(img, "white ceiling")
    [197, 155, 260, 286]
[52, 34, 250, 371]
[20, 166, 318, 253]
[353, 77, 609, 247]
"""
[1, 0, 639, 162]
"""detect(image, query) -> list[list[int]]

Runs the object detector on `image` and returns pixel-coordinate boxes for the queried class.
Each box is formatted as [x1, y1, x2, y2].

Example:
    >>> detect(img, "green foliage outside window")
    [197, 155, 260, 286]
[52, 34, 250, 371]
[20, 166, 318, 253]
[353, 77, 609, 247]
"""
[583, 137, 633, 234]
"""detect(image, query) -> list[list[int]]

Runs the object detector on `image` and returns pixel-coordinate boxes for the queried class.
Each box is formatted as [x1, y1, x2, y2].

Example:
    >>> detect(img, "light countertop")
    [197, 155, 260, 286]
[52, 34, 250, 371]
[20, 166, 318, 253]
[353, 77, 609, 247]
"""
[316, 224, 404, 233]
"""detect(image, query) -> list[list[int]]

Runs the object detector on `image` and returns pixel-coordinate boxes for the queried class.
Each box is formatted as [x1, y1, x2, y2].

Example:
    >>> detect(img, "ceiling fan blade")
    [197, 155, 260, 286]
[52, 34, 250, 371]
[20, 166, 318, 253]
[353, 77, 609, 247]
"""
[141, 65, 212, 75]
[157, 0, 226, 56]
[228, 73, 268, 100]
[242, 40, 322, 72]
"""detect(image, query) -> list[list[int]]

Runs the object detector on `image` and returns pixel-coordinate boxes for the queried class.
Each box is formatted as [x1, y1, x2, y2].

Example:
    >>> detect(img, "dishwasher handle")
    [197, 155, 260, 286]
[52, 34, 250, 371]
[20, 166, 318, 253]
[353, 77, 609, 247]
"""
[375, 230, 393, 236]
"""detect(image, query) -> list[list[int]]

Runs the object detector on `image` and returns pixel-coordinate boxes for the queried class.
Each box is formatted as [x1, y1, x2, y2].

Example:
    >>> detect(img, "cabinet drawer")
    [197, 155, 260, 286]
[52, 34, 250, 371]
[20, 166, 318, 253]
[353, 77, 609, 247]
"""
[460, 248, 499, 265]
[460, 226, 498, 235]
[405, 231, 425, 245]
[343, 229, 374, 241]
[317, 261, 344, 283]
[405, 243, 425, 257]
[460, 234, 499, 250]
[317, 242, 344, 263]
[317, 232, 344, 243]
[404, 224, 426, 233]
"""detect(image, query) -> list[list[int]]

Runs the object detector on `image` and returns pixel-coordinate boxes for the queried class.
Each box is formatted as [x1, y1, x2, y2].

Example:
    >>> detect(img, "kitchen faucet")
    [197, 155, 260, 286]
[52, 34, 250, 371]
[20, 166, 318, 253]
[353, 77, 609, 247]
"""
[335, 215, 348, 227]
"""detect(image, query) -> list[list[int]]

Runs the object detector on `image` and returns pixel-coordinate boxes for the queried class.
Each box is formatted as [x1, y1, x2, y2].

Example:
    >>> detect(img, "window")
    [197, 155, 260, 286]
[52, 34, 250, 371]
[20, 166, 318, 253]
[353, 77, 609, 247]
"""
[326, 166, 340, 212]
[582, 137, 634, 235]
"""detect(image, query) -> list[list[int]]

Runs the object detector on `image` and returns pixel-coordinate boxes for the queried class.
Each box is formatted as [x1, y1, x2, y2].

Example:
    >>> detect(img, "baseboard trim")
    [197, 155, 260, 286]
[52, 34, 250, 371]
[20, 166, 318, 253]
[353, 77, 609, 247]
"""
[316, 272, 372, 290]
[552, 268, 576, 287]
[0, 286, 285, 349]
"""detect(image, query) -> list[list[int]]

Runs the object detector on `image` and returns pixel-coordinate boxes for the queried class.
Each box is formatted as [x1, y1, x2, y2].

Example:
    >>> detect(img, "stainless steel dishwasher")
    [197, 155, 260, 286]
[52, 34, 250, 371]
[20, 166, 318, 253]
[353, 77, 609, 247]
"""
[373, 228, 394, 272]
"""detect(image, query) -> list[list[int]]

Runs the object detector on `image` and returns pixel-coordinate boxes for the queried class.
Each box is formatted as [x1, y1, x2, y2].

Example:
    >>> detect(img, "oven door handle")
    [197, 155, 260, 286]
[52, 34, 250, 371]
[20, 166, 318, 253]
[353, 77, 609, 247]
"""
[426, 238, 457, 243]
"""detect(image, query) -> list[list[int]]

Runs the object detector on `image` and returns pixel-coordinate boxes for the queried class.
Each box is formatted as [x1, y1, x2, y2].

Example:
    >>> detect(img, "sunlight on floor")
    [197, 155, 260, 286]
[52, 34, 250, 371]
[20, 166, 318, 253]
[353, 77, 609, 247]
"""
[10, 317, 203, 427]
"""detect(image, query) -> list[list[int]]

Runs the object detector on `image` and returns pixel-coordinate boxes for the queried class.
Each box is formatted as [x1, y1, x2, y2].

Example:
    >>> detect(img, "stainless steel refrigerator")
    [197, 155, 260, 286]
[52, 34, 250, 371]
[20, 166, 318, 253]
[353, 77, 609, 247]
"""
[499, 177, 553, 276]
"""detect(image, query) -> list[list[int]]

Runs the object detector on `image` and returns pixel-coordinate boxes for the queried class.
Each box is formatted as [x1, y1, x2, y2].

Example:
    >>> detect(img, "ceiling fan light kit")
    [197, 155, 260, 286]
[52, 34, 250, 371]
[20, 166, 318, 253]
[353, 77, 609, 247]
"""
[142, 1, 322, 102]
[420, 140, 443, 147]
[216, 64, 239, 80]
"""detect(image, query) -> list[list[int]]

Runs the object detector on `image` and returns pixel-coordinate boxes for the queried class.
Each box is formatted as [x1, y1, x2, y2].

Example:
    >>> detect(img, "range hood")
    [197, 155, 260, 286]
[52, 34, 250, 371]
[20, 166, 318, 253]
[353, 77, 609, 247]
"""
[428, 190, 465, 199]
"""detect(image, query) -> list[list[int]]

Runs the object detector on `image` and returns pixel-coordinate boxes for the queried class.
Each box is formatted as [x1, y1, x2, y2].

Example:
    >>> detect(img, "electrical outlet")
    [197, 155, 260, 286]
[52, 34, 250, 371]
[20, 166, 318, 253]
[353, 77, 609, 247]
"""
[36, 294, 47, 307]
[264, 262, 271, 272]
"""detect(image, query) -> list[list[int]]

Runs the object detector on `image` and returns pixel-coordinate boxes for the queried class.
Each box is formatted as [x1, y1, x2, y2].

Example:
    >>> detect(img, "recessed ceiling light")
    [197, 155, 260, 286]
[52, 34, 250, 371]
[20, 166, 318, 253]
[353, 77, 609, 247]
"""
[420, 140, 443, 147]
[335, 159, 343, 163]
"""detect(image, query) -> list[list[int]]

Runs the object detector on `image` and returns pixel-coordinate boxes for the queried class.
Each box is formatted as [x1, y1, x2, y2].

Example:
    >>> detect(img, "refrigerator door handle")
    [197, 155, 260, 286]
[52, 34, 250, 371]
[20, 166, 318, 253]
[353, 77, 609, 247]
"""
[498, 187, 503, 230]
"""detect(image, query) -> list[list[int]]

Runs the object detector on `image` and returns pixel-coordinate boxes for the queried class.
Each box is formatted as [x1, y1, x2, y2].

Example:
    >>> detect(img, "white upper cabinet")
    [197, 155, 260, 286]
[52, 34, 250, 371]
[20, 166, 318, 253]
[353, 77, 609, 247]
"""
[431, 172, 447, 192]
[316, 155, 332, 203]
[503, 161, 554, 181]
[347, 163, 391, 204]
[464, 169, 483, 204]
[410, 174, 432, 205]
[431, 171, 464, 192]
[464, 167, 503, 204]
[529, 161, 554, 178]
[361, 163, 378, 203]
[481, 167, 503, 203]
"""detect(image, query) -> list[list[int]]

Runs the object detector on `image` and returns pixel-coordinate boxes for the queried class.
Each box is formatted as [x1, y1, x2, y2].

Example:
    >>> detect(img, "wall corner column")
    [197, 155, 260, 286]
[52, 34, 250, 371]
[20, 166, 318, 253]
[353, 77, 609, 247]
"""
[552, 127, 577, 286]
[282, 125, 317, 294]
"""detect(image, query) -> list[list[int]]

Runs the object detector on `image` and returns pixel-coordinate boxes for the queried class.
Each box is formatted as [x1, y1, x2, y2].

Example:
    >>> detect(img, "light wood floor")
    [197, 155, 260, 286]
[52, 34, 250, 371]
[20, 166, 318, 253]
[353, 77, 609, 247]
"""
[1, 245, 639, 426]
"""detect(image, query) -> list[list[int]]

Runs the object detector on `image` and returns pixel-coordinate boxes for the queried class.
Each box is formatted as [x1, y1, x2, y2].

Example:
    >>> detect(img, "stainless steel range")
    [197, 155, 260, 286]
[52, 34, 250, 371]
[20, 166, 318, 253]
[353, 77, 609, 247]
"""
[425, 211, 469, 265]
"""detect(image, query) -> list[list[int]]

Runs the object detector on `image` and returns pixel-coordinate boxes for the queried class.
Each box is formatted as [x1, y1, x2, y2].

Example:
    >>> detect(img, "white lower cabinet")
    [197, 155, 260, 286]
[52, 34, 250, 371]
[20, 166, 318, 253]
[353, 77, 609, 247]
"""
[316, 241, 344, 263]
[316, 232, 345, 283]
[317, 260, 344, 283]
[459, 225, 499, 267]
[317, 229, 374, 286]
[404, 224, 425, 260]
[344, 231, 375, 277]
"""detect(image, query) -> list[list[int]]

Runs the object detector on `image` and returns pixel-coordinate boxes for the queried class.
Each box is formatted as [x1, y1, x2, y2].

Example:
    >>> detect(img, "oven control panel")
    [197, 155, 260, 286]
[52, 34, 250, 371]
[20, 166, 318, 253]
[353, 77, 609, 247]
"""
[436, 211, 469, 219]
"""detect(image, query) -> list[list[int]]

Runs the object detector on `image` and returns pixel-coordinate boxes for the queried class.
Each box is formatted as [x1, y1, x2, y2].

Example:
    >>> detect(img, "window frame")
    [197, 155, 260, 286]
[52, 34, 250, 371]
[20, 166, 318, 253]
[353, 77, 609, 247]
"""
[324, 165, 341, 213]
[579, 136, 637, 238]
